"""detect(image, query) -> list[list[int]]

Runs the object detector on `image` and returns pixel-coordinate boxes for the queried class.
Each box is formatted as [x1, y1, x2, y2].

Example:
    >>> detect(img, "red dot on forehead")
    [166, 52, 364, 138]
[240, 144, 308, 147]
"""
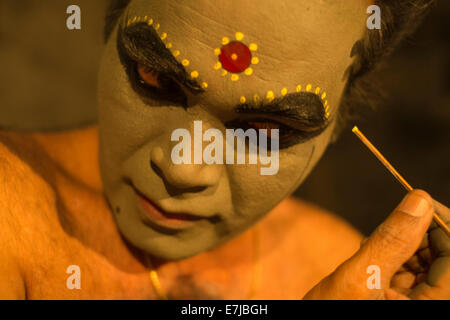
[219, 41, 252, 73]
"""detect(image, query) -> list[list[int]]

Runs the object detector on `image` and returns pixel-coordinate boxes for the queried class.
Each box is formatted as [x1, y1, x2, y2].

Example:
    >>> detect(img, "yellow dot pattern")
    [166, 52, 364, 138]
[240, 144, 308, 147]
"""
[266, 90, 275, 102]
[251, 57, 259, 65]
[235, 32, 244, 41]
[190, 71, 199, 79]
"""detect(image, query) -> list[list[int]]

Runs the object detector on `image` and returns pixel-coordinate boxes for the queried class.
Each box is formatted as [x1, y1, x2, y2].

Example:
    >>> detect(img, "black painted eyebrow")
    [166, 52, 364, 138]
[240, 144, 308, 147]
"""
[117, 20, 204, 94]
[235, 92, 328, 129]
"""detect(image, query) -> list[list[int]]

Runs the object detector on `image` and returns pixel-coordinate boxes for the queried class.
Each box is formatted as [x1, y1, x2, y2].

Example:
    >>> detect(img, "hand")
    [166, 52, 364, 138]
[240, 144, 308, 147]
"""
[303, 190, 450, 300]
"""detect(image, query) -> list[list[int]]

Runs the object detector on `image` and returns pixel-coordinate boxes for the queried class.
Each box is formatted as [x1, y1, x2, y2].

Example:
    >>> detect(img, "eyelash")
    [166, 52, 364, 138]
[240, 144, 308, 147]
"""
[225, 119, 316, 150]
[127, 59, 188, 107]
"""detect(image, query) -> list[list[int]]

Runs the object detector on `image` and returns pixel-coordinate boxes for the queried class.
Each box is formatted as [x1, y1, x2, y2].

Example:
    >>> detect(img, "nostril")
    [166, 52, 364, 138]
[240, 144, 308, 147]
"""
[150, 160, 164, 180]
[175, 185, 207, 194]
[150, 160, 208, 196]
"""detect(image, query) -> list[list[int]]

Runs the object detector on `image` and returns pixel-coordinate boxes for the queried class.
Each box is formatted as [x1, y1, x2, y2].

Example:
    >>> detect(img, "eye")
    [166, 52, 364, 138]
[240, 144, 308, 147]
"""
[225, 119, 309, 149]
[116, 32, 189, 107]
[245, 121, 280, 138]
[137, 64, 161, 88]
[129, 62, 188, 107]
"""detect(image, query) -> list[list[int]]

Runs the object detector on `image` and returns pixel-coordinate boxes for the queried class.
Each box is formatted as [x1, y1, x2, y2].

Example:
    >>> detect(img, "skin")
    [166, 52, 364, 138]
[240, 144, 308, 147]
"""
[1, 129, 448, 299]
[98, 0, 371, 260]
[0, 0, 449, 300]
[0, 127, 363, 299]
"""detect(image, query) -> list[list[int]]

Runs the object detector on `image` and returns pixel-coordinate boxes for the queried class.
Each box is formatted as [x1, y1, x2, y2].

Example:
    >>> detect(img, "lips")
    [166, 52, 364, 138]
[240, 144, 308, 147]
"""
[134, 187, 202, 231]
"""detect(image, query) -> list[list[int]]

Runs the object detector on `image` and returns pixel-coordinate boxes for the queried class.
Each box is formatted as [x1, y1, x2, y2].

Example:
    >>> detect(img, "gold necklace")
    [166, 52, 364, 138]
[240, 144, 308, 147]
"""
[146, 226, 261, 300]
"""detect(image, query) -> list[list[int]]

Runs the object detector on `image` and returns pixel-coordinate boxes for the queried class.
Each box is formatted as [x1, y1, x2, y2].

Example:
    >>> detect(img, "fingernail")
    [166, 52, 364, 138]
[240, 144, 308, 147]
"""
[397, 192, 432, 217]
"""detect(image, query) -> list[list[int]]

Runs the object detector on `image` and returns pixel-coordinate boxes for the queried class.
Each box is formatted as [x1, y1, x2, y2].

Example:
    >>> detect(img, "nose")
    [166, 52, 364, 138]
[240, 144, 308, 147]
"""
[150, 146, 222, 196]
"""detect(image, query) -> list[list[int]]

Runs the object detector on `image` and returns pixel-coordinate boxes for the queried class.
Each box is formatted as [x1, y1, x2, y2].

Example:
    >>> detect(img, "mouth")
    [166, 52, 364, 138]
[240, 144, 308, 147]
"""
[132, 185, 203, 232]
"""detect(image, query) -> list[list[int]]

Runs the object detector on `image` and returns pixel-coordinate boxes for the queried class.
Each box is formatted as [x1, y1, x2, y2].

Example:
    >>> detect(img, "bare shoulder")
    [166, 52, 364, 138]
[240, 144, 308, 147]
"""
[0, 132, 58, 299]
[260, 197, 363, 277]
[0, 132, 57, 224]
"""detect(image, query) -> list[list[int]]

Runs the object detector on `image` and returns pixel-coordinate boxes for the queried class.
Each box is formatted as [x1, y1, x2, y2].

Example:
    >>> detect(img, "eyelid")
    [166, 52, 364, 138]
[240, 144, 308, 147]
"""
[225, 118, 314, 149]
[236, 112, 327, 133]
[117, 39, 189, 107]
[118, 23, 204, 94]
[236, 92, 327, 126]
[121, 41, 191, 97]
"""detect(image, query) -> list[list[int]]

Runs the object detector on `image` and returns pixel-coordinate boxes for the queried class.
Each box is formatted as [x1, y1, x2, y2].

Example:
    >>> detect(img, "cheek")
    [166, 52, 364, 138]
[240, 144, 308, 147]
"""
[226, 129, 332, 219]
[98, 42, 169, 164]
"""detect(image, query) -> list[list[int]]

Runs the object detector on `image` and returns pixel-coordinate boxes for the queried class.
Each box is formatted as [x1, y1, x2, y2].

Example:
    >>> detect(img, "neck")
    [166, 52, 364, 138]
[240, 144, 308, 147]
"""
[31, 125, 102, 192]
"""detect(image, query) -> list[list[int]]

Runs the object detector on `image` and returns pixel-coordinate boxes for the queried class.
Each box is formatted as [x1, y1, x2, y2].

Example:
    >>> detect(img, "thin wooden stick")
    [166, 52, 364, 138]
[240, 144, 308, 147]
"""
[352, 126, 450, 237]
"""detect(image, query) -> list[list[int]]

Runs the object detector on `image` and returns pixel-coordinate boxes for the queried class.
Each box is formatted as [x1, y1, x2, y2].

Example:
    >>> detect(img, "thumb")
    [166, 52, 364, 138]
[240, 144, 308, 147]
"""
[350, 189, 434, 281]
[303, 190, 434, 300]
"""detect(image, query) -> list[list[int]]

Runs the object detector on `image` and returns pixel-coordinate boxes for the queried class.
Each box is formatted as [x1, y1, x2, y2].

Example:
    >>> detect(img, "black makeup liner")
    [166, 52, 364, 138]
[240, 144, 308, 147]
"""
[119, 20, 204, 93]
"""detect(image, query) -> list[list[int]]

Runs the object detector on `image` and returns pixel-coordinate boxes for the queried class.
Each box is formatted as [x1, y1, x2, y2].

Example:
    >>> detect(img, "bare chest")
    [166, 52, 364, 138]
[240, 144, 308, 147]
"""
[19, 193, 257, 299]
[18, 180, 326, 300]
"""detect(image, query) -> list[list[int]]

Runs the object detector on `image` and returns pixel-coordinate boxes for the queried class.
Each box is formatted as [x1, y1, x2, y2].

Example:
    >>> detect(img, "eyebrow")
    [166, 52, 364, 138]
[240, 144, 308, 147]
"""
[117, 20, 204, 94]
[235, 92, 328, 129]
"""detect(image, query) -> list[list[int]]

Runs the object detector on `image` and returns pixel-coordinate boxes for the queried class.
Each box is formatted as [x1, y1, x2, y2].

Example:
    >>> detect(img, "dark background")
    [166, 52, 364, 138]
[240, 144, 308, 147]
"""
[296, 0, 450, 235]
[1, 1, 449, 236]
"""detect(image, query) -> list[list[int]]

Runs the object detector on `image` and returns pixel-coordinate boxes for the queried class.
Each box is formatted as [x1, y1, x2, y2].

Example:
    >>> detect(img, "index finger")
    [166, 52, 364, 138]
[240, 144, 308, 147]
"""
[429, 199, 450, 256]
[432, 200, 450, 224]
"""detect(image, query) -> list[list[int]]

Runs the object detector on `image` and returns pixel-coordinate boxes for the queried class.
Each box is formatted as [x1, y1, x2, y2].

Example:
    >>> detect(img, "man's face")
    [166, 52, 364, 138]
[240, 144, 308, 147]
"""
[98, 0, 368, 260]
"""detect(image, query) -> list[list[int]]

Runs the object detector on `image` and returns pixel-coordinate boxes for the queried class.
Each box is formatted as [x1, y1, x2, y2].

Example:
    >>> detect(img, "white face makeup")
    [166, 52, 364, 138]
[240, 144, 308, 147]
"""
[97, 0, 369, 260]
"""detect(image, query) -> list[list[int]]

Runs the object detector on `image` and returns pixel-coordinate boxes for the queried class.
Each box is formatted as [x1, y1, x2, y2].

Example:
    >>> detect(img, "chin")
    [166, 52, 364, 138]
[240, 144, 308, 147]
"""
[118, 224, 221, 261]
[144, 246, 203, 261]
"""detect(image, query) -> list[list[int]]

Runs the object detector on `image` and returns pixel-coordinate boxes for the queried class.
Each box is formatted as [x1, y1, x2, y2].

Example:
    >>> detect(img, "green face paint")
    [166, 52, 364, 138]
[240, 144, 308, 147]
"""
[98, 0, 368, 260]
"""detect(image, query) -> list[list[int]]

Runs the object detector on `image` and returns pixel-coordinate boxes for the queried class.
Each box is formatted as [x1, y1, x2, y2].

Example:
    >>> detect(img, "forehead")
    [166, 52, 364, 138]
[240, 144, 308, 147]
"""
[123, 0, 367, 108]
